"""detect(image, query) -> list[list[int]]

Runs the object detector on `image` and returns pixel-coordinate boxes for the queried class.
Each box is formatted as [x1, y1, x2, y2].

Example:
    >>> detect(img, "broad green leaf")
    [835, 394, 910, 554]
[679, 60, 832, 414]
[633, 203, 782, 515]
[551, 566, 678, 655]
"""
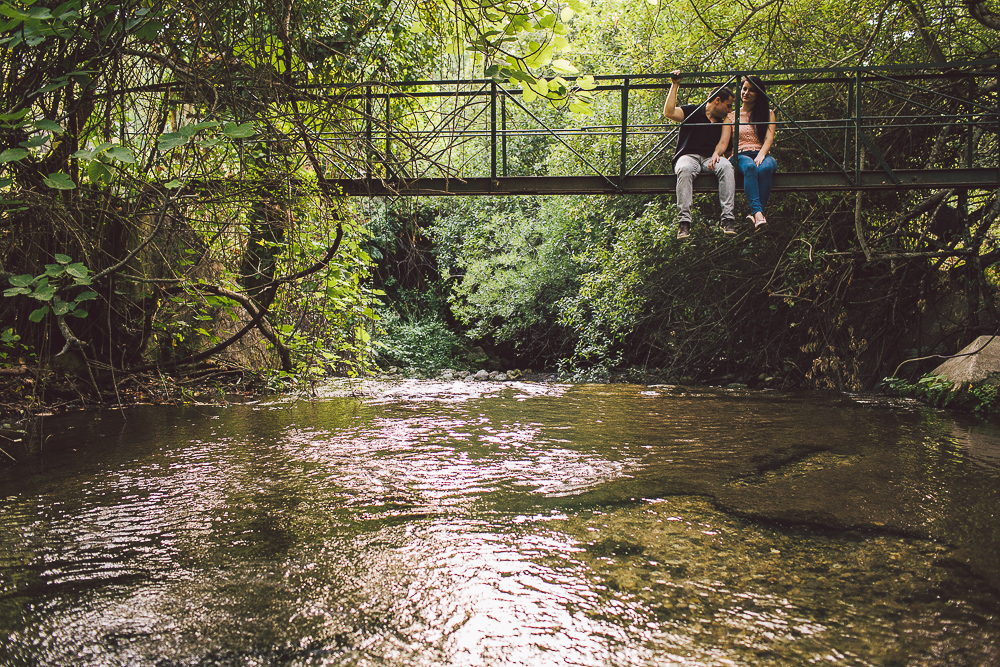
[105, 145, 135, 163]
[28, 306, 48, 322]
[525, 43, 554, 68]
[222, 122, 254, 138]
[551, 59, 579, 75]
[19, 134, 48, 148]
[561, 7, 575, 21]
[0, 6, 30, 21]
[164, 179, 183, 189]
[33, 119, 62, 133]
[0, 109, 29, 123]
[75, 291, 98, 302]
[577, 74, 597, 90]
[54, 254, 72, 264]
[38, 79, 71, 94]
[31, 284, 55, 301]
[72, 309, 88, 318]
[87, 160, 112, 185]
[537, 13, 556, 29]
[65, 263, 88, 279]
[42, 172, 75, 189]
[522, 85, 537, 103]
[44, 263, 66, 277]
[554, 35, 569, 49]
[157, 132, 187, 150]
[25, 7, 53, 19]
[0, 148, 29, 162]
[53, 300, 71, 316]
[0, 178, 13, 188]
[3, 287, 29, 297]
[9, 274, 33, 287]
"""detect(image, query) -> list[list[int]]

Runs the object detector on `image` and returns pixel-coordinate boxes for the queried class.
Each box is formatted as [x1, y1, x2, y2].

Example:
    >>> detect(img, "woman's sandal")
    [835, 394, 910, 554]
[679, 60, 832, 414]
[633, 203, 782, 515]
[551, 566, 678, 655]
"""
[754, 214, 767, 230]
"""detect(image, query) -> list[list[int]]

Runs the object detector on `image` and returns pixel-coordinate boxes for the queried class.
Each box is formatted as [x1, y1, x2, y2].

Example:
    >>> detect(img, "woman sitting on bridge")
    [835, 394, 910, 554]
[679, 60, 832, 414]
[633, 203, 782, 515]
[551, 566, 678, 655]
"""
[729, 75, 777, 229]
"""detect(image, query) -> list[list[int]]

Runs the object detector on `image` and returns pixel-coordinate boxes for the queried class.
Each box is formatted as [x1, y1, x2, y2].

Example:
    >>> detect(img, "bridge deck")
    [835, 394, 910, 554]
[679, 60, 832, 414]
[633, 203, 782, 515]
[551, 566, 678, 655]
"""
[333, 169, 1000, 197]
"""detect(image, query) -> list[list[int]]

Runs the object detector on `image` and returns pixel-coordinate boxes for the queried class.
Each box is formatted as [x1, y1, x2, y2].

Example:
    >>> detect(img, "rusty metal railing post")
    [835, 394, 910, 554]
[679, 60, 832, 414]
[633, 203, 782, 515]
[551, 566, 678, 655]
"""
[501, 92, 508, 177]
[732, 72, 741, 167]
[619, 77, 630, 187]
[854, 69, 862, 184]
[365, 85, 372, 181]
[491, 81, 497, 182]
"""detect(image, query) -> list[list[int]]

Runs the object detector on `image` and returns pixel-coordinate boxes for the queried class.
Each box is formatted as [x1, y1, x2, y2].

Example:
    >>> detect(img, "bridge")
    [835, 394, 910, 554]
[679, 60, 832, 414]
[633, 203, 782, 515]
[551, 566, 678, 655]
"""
[312, 60, 1000, 197]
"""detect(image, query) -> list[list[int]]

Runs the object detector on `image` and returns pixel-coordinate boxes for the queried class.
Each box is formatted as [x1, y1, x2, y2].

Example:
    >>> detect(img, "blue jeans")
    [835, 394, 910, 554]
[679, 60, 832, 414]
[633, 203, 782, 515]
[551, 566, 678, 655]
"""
[736, 152, 777, 215]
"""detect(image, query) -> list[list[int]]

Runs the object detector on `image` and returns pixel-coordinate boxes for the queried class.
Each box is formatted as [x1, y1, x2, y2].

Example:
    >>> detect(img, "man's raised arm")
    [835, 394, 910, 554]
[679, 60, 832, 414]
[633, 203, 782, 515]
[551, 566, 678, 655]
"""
[663, 69, 685, 123]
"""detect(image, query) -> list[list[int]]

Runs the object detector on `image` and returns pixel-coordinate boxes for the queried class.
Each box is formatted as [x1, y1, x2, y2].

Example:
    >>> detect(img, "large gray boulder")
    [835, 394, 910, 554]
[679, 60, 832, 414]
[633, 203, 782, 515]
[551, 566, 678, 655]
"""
[930, 335, 1000, 385]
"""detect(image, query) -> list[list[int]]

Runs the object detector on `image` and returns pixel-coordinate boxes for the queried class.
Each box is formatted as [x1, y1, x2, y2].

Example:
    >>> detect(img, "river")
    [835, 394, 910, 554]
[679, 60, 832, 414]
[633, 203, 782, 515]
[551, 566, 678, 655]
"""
[1, 381, 998, 666]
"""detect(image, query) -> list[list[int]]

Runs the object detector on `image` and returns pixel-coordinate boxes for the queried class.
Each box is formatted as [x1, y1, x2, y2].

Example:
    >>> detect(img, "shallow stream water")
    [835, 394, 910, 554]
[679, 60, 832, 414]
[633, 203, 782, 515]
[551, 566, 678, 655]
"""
[1, 381, 999, 666]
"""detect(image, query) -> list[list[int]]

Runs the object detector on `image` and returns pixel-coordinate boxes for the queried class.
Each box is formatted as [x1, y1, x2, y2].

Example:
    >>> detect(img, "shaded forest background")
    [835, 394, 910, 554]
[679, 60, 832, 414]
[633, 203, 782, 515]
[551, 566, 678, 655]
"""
[0, 0, 999, 415]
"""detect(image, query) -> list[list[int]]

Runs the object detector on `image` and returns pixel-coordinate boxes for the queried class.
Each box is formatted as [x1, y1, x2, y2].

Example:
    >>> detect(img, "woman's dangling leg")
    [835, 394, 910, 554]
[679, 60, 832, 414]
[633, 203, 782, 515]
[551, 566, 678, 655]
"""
[737, 153, 762, 215]
[757, 155, 777, 212]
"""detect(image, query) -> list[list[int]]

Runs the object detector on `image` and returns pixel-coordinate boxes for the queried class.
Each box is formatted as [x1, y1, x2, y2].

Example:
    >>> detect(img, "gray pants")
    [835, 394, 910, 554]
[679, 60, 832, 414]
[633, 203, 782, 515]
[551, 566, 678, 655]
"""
[675, 154, 735, 225]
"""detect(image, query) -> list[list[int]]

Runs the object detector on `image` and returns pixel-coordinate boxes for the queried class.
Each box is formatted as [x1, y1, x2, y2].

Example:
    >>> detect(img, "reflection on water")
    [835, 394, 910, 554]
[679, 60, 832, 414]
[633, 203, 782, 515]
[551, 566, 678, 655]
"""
[1, 382, 998, 666]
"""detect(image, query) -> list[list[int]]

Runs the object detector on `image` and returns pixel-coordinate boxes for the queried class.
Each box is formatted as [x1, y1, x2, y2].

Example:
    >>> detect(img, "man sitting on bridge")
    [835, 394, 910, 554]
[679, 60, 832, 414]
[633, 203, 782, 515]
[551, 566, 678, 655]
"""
[663, 70, 736, 239]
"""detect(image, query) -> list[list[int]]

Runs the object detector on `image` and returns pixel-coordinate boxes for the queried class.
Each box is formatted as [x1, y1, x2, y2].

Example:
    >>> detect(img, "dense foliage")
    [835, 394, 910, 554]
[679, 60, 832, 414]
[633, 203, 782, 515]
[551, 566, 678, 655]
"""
[2, 0, 1000, 407]
[0, 0, 589, 407]
[369, 0, 1000, 389]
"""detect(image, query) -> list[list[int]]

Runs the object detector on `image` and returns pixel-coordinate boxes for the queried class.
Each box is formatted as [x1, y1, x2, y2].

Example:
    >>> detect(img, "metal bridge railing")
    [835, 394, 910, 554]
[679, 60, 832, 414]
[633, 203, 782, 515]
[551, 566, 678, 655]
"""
[317, 60, 1000, 196]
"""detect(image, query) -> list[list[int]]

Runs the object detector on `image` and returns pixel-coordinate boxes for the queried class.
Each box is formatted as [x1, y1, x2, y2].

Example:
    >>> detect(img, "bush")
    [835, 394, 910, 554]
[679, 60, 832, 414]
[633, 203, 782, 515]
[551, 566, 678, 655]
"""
[376, 312, 464, 372]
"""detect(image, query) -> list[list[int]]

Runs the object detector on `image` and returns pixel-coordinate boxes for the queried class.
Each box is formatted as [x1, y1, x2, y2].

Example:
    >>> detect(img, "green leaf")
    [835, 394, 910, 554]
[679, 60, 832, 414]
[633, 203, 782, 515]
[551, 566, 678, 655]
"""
[3, 287, 29, 297]
[19, 134, 48, 148]
[42, 172, 75, 189]
[33, 119, 63, 133]
[407, 21, 426, 33]
[9, 274, 33, 287]
[75, 291, 98, 302]
[0, 148, 29, 162]
[37, 79, 72, 94]
[30, 284, 55, 301]
[0, 109, 29, 123]
[105, 145, 135, 163]
[44, 263, 66, 277]
[164, 179, 183, 189]
[222, 122, 255, 139]
[72, 308, 88, 318]
[157, 132, 187, 150]
[0, 178, 13, 188]
[87, 160, 112, 185]
[53, 300, 71, 316]
[577, 74, 597, 90]
[65, 263, 88, 279]
[28, 306, 48, 323]
[551, 59, 579, 75]
[561, 7, 575, 21]
[54, 254, 72, 264]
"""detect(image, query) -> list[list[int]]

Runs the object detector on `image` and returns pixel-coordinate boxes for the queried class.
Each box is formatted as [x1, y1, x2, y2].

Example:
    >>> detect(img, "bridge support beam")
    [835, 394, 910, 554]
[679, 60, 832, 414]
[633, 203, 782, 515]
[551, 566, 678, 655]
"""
[331, 169, 1000, 197]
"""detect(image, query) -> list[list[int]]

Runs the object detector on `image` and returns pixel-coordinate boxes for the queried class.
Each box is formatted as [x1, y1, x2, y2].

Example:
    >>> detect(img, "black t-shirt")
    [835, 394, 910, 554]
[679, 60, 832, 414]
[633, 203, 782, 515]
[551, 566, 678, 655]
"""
[673, 104, 725, 163]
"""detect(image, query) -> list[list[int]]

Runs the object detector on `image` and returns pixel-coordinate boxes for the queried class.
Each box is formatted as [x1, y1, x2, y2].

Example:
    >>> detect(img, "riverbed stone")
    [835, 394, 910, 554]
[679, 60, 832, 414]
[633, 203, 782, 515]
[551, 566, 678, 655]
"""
[440, 369, 456, 381]
[474, 369, 490, 381]
[929, 335, 1000, 386]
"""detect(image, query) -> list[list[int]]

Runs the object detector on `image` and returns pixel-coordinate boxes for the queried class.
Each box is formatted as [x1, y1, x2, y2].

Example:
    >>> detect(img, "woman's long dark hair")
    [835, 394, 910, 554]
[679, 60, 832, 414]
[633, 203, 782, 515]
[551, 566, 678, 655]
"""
[744, 75, 770, 144]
